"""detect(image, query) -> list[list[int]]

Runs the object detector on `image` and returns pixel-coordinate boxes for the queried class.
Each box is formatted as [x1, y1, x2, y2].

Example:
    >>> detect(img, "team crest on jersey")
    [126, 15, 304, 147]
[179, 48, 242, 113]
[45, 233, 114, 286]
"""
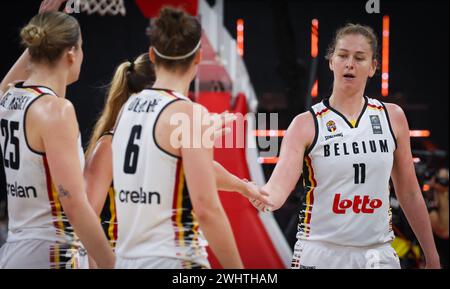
[326, 120, 337, 132]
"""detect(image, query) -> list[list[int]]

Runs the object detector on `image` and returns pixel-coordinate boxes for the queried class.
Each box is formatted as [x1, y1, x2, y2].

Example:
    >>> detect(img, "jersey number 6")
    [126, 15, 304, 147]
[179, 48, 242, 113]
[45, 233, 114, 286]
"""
[123, 125, 142, 174]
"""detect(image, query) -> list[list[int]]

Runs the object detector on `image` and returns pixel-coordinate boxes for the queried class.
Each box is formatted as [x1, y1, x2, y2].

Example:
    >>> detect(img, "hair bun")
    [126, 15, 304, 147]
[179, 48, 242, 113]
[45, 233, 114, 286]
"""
[20, 24, 46, 48]
[157, 7, 189, 38]
[160, 7, 183, 20]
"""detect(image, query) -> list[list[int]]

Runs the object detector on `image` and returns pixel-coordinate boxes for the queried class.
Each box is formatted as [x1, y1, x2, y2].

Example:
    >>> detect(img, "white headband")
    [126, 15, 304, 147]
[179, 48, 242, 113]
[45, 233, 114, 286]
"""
[152, 40, 201, 60]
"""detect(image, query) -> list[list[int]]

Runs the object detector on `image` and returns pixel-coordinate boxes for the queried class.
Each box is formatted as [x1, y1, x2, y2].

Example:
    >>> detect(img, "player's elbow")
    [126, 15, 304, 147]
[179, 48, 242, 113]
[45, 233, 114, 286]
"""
[59, 195, 88, 221]
[192, 198, 223, 221]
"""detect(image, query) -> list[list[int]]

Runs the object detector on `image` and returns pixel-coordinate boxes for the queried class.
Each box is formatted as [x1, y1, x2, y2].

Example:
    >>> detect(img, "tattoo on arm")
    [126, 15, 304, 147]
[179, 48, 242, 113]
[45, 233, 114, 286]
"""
[57, 185, 71, 199]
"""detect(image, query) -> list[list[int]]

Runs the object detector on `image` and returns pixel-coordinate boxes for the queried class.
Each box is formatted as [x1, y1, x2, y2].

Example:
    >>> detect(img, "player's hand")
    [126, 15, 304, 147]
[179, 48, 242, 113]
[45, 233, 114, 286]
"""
[39, 0, 67, 13]
[239, 180, 274, 209]
[248, 185, 274, 212]
[250, 198, 272, 213]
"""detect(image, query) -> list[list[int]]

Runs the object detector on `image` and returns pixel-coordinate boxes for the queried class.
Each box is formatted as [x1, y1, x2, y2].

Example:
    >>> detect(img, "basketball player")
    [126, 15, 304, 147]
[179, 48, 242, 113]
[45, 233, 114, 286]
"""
[0, 9, 114, 268]
[110, 7, 248, 269]
[84, 54, 269, 259]
[252, 24, 440, 269]
[84, 53, 155, 252]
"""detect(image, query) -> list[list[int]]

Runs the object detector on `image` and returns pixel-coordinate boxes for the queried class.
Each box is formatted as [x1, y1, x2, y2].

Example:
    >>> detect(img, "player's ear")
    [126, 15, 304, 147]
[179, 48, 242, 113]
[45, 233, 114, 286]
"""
[329, 57, 334, 72]
[67, 46, 76, 64]
[193, 49, 202, 65]
[149, 47, 156, 64]
[369, 59, 377, 78]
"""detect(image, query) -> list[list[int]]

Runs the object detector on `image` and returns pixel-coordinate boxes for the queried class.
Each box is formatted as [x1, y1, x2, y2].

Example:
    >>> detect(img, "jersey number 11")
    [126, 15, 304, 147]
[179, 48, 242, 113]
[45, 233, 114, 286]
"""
[353, 163, 366, 184]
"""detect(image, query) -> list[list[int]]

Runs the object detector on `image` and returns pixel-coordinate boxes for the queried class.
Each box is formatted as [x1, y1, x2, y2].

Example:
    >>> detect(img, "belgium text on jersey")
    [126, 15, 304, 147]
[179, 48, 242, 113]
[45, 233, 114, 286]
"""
[323, 139, 389, 157]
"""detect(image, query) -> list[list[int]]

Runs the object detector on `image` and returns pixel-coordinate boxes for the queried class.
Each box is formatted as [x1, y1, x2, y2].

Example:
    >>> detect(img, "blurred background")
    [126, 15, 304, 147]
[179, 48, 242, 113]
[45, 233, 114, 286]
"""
[0, 0, 448, 268]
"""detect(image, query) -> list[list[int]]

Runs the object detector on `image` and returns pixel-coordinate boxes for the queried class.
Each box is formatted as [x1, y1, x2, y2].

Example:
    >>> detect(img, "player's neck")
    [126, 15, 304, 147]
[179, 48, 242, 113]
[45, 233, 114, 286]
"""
[329, 90, 366, 120]
[153, 69, 193, 96]
[24, 66, 68, 98]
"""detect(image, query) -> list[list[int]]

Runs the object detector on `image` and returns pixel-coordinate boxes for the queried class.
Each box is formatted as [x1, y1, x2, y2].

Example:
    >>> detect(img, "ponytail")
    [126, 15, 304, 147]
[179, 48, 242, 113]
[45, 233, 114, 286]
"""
[86, 53, 155, 158]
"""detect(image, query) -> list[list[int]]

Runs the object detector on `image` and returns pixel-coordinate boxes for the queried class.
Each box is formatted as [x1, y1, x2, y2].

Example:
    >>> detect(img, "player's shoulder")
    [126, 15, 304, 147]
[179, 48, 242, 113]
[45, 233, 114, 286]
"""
[98, 132, 113, 145]
[164, 98, 208, 117]
[380, 101, 406, 124]
[37, 95, 75, 119]
[382, 102, 404, 115]
[285, 110, 316, 149]
[291, 110, 315, 131]
[89, 134, 113, 162]
[28, 96, 78, 134]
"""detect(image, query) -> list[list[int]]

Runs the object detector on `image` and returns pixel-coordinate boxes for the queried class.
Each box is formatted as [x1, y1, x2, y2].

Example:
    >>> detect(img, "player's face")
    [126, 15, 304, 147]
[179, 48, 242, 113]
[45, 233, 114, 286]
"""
[329, 34, 377, 92]
[67, 34, 84, 85]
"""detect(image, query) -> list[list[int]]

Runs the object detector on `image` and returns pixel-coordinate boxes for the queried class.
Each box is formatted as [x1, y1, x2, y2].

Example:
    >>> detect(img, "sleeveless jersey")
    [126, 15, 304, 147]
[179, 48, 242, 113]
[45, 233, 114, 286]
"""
[98, 132, 118, 248]
[297, 96, 397, 246]
[99, 184, 117, 248]
[0, 82, 84, 246]
[112, 88, 208, 267]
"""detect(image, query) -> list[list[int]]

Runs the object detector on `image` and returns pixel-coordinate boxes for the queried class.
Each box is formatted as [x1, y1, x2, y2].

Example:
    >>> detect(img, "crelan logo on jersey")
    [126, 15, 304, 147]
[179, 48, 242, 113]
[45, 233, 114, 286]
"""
[326, 120, 337, 132]
[6, 182, 37, 199]
[119, 188, 161, 205]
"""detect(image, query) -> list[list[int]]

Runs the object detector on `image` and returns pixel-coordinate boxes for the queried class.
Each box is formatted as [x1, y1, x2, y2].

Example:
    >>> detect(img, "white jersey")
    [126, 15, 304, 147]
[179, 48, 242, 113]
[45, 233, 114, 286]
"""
[0, 82, 84, 246]
[297, 96, 396, 247]
[112, 88, 209, 268]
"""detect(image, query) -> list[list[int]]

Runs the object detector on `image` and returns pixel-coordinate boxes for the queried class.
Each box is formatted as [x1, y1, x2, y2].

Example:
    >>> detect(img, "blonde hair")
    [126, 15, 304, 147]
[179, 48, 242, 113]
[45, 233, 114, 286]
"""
[21, 12, 80, 63]
[326, 23, 379, 62]
[85, 53, 155, 158]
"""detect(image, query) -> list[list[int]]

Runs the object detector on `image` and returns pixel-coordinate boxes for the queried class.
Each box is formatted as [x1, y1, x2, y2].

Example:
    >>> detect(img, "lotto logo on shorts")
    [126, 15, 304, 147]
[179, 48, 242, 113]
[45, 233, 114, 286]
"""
[326, 120, 337, 132]
[332, 194, 382, 214]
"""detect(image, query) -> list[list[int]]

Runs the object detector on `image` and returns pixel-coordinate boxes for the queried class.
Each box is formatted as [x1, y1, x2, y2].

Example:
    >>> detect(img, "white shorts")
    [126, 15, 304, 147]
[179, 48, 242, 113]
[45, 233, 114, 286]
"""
[0, 239, 88, 269]
[115, 256, 211, 269]
[291, 239, 401, 269]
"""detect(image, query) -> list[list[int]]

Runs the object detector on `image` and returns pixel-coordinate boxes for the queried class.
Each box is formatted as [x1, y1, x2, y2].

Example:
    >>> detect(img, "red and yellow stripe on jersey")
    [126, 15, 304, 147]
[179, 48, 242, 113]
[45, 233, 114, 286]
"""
[171, 159, 202, 268]
[367, 103, 384, 111]
[43, 156, 79, 269]
[22, 86, 44, 96]
[301, 155, 317, 237]
[316, 107, 330, 118]
[100, 185, 118, 248]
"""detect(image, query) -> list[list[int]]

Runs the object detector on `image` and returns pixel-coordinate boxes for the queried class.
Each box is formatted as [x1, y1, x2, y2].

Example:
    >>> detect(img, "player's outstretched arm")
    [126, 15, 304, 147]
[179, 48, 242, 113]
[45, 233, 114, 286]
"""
[180, 102, 243, 269]
[213, 161, 273, 207]
[253, 112, 314, 212]
[39, 0, 67, 13]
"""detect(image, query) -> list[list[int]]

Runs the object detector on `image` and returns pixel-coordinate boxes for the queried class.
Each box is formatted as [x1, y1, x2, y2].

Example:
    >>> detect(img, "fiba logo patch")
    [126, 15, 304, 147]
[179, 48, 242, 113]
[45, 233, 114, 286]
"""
[370, 115, 383, 134]
[326, 120, 337, 132]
